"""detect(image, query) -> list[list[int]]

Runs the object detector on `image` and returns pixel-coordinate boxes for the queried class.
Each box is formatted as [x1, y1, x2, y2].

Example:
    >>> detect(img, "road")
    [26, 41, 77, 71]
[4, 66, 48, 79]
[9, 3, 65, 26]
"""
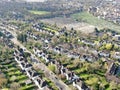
[0, 25, 71, 90]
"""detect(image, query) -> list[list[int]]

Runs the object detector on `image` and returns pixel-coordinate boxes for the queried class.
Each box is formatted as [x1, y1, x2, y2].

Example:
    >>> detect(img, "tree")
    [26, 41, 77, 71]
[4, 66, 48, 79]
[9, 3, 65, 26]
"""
[94, 27, 99, 33]
[59, 74, 66, 80]
[105, 43, 113, 50]
[0, 32, 3, 37]
[113, 44, 119, 50]
[24, 52, 31, 58]
[73, 59, 81, 68]
[33, 63, 41, 71]
[99, 83, 105, 90]
[10, 76, 17, 82]
[34, 42, 42, 49]
[109, 81, 117, 90]
[0, 74, 7, 89]
[48, 65, 56, 73]
[17, 34, 27, 43]
[102, 34, 108, 39]
[10, 82, 20, 90]
[71, 27, 74, 31]
[51, 36, 58, 47]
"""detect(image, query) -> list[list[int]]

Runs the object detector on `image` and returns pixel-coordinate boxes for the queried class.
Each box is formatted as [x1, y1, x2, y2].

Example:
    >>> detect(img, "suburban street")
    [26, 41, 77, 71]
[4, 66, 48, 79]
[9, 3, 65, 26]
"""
[0, 25, 71, 90]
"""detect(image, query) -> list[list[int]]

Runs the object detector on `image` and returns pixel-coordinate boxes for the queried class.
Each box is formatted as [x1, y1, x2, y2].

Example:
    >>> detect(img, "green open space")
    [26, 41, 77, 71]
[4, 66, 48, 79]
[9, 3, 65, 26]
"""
[29, 10, 50, 15]
[71, 12, 120, 32]
[0, 46, 36, 90]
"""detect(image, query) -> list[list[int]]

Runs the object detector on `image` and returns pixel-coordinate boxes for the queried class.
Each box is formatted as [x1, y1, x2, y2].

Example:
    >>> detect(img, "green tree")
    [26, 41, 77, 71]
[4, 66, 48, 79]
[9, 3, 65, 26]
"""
[109, 81, 117, 90]
[17, 34, 27, 43]
[113, 44, 119, 50]
[10, 82, 20, 90]
[48, 65, 56, 73]
[0, 74, 7, 89]
[0, 32, 3, 37]
[10, 76, 17, 82]
[105, 43, 113, 50]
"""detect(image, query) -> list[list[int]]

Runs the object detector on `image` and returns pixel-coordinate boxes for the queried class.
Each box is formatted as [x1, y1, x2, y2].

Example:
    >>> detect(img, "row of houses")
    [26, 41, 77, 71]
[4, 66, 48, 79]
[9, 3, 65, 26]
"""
[14, 48, 50, 90]
[33, 47, 90, 90]
[29, 27, 120, 62]
[0, 28, 13, 39]
[0, 28, 14, 48]
[32, 24, 56, 36]
[26, 31, 51, 44]
[28, 24, 120, 86]
[0, 27, 52, 90]
[105, 60, 120, 84]
[32, 23, 77, 36]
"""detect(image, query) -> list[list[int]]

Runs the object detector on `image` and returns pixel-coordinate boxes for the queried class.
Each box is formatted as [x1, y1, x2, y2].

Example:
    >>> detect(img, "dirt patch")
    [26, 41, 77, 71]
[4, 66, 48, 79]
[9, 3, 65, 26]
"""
[41, 17, 95, 34]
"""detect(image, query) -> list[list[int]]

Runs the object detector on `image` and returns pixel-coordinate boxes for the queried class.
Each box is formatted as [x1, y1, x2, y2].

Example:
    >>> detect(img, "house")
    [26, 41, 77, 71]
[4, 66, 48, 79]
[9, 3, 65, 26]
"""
[81, 40, 95, 46]
[54, 46, 62, 54]
[59, 28, 65, 34]
[116, 66, 120, 76]
[33, 48, 42, 56]
[64, 70, 73, 81]
[107, 62, 117, 75]
[60, 65, 66, 75]
[5, 32, 13, 39]
[43, 86, 51, 90]
[67, 52, 80, 59]
[113, 52, 120, 59]
[98, 52, 110, 57]
[73, 79, 90, 90]
[80, 54, 94, 62]
[113, 35, 120, 41]
[26, 69, 39, 79]
[31, 58, 40, 64]
[34, 77, 48, 90]
[63, 69, 79, 82]
[25, 79, 32, 85]
[21, 62, 32, 70]
[106, 61, 120, 84]
[33, 48, 53, 63]
[7, 42, 14, 48]
[14, 56, 25, 64]
[33, 48, 45, 58]
[56, 64, 72, 80]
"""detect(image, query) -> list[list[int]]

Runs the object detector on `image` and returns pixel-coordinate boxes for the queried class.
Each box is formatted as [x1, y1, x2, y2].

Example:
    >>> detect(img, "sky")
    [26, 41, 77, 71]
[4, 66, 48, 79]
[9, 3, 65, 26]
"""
[7, 0, 46, 2]
[25, 0, 46, 2]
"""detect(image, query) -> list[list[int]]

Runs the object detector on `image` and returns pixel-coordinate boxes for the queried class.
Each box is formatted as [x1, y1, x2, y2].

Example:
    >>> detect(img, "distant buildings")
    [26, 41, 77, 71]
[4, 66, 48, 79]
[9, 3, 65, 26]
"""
[88, 0, 120, 24]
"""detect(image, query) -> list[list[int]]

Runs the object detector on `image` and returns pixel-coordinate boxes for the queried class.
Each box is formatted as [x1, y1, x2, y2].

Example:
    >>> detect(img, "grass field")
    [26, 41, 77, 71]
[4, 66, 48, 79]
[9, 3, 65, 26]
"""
[71, 12, 120, 32]
[29, 10, 50, 15]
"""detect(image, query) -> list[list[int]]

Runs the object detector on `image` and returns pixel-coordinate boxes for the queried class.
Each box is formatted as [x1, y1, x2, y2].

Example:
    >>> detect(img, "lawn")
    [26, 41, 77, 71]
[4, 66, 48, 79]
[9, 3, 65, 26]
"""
[71, 12, 120, 32]
[20, 84, 36, 90]
[43, 27, 56, 32]
[44, 78, 59, 90]
[80, 73, 91, 79]
[0, 56, 36, 90]
[29, 10, 50, 15]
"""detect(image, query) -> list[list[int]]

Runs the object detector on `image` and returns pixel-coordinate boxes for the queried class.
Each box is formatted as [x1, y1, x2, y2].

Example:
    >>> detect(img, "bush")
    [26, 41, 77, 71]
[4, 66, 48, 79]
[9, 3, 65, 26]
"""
[10, 82, 20, 90]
